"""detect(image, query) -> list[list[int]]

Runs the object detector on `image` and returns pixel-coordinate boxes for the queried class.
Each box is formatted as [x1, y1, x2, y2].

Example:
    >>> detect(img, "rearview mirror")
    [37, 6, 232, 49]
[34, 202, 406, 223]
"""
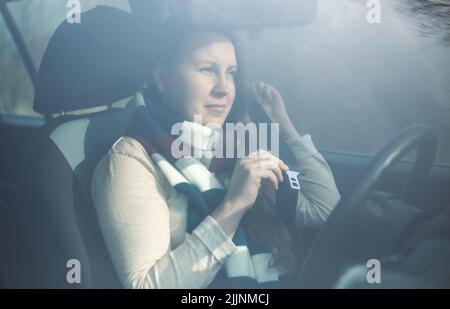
[129, 0, 317, 28]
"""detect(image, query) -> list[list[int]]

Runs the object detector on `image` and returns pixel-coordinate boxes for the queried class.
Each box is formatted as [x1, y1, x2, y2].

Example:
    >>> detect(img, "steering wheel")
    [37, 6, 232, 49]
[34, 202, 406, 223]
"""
[297, 124, 437, 288]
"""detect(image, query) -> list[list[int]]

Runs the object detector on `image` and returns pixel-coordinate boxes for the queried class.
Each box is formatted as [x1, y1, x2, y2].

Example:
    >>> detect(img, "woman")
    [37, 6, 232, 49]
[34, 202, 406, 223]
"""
[91, 20, 340, 289]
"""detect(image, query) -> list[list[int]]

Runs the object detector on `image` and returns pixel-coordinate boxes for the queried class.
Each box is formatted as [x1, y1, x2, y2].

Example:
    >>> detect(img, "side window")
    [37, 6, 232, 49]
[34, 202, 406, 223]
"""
[0, 13, 38, 118]
[0, 0, 130, 119]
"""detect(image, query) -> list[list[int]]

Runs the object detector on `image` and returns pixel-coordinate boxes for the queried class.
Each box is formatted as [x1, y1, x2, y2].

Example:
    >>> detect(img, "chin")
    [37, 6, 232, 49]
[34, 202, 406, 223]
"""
[203, 118, 225, 128]
[198, 112, 222, 125]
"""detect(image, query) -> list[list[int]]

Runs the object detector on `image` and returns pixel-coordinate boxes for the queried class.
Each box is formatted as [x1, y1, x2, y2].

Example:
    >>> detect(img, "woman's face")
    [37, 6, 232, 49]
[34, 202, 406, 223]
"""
[157, 32, 238, 126]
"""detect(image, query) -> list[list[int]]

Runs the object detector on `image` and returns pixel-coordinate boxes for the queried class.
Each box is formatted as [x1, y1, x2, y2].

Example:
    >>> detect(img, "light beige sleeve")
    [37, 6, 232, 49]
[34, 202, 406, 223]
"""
[285, 135, 341, 229]
[91, 146, 236, 289]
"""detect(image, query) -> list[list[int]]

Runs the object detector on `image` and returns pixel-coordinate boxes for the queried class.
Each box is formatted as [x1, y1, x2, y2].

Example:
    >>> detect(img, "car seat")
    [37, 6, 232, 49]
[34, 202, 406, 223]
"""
[18, 6, 151, 288]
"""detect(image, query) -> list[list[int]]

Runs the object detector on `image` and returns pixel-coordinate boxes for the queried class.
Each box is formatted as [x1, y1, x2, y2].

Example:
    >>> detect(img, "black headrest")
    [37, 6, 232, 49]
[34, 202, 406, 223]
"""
[33, 6, 151, 114]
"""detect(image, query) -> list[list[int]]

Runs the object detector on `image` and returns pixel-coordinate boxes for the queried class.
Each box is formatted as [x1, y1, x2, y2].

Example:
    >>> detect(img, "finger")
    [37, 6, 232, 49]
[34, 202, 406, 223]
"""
[279, 160, 289, 171]
[256, 81, 265, 90]
[258, 81, 272, 94]
[270, 164, 284, 183]
[262, 154, 287, 181]
[262, 84, 272, 98]
[247, 157, 283, 182]
[254, 81, 265, 96]
[248, 82, 262, 95]
[275, 164, 284, 182]
[260, 159, 283, 182]
[258, 169, 279, 190]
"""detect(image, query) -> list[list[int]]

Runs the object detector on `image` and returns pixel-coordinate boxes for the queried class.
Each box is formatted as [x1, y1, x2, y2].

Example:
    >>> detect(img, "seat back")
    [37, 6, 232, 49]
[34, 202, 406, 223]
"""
[21, 108, 135, 288]
[18, 6, 150, 288]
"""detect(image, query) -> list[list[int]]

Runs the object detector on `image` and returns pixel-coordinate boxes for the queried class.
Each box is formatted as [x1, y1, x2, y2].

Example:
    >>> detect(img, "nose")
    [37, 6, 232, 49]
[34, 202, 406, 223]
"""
[211, 73, 230, 99]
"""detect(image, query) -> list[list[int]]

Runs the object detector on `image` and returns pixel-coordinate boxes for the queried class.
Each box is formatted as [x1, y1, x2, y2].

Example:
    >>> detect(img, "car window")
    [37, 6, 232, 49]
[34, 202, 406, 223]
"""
[0, 0, 130, 118]
[2, 1, 449, 166]
[239, 0, 450, 165]
[0, 11, 38, 118]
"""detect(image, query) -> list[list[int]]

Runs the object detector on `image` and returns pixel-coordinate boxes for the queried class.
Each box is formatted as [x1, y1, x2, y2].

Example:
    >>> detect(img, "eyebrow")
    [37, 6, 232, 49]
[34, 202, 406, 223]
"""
[196, 61, 238, 69]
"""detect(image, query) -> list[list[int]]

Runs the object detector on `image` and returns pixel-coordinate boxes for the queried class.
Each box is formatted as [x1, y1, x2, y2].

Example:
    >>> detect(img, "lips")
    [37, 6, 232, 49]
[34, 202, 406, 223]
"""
[205, 104, 226, 113]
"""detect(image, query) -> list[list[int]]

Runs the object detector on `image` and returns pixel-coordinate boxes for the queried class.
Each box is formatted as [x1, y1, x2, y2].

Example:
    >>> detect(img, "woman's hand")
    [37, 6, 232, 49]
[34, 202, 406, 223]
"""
[211, 150, 288, 239]
[224, 149, 289, 212]
[247, 81, 301, 140]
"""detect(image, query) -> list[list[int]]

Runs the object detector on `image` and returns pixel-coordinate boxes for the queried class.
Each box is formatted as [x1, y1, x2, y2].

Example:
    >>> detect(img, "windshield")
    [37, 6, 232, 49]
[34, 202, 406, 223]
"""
[1, 0, 449, 164]
[237, 0, 450, 165]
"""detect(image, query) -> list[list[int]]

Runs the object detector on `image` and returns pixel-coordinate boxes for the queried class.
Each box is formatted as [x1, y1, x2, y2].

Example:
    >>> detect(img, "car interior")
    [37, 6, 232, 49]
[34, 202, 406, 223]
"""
[1, 0, 450, 288]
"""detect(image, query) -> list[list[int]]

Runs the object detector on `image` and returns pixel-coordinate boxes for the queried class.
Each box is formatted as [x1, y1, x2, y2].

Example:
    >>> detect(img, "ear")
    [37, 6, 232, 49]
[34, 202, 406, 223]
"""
[151, 65, 168, 93]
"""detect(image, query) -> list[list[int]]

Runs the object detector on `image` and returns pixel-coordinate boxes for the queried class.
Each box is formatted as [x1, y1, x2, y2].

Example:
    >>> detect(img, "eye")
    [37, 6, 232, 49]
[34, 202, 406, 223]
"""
[227, 70, 237, 78]
[199, 67, 215, 74]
